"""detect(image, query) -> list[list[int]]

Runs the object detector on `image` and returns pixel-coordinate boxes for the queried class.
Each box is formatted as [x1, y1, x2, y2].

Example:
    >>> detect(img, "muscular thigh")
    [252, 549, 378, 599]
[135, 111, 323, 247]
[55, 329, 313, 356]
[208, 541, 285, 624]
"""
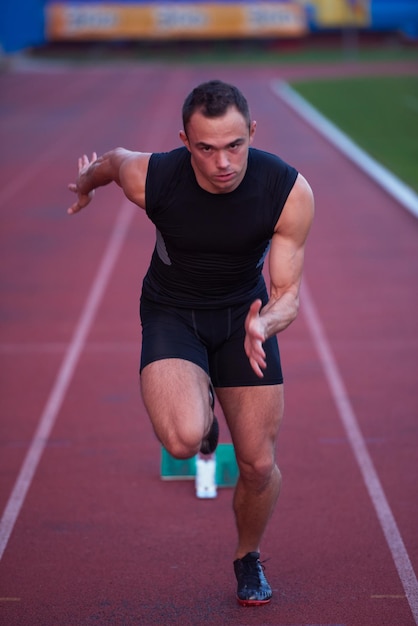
[216, 384, 284, 466]
[141, 358, 210, 451]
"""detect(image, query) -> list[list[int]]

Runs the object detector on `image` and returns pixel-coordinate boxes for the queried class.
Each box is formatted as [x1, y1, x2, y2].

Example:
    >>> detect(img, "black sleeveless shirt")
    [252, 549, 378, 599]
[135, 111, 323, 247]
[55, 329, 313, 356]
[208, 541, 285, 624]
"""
[143, 146, 297, 308]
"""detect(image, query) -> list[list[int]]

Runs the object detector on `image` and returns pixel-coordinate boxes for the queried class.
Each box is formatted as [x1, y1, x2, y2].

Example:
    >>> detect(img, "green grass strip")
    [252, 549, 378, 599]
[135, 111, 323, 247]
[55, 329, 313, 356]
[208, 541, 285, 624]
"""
[290, 75, 418, 192]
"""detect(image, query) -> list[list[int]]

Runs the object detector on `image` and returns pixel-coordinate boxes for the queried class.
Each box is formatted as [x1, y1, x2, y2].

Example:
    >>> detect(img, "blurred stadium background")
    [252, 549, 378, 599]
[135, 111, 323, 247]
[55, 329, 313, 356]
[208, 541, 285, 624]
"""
[1, 0, 418, 57]
[1, 2, 416, 204]
[1, 1, 416, 203]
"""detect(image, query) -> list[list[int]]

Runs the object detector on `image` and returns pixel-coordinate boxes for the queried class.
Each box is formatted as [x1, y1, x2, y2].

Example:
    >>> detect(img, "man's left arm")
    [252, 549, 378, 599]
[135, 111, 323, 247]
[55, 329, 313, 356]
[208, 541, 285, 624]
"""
[244, 173, 314, 377]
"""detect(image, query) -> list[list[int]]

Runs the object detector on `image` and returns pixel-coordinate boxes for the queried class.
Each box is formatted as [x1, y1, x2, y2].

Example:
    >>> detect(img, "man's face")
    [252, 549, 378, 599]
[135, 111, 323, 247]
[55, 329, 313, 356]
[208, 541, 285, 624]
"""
[180, 106, 256, 194]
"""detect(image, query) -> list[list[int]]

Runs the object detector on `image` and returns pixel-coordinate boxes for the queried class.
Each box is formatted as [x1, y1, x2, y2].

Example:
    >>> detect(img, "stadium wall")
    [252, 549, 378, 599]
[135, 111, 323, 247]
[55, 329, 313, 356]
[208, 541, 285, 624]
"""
[1, 1, 417, 55]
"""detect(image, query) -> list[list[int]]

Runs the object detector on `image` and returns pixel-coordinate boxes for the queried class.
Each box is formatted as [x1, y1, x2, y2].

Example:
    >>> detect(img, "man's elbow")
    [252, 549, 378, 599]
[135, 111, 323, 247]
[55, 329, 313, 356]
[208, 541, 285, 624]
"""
[288, 293, 300, 325]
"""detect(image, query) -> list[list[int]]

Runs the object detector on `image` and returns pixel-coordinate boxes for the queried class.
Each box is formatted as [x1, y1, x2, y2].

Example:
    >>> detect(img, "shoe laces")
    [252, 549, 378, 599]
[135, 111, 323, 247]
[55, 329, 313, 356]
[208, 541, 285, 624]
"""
[240, 554, 269, 586]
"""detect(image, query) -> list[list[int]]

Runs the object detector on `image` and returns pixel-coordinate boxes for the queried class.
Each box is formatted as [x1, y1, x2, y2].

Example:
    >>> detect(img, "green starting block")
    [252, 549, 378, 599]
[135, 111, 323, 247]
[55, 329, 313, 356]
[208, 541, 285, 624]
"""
[160, 443, 239, 488]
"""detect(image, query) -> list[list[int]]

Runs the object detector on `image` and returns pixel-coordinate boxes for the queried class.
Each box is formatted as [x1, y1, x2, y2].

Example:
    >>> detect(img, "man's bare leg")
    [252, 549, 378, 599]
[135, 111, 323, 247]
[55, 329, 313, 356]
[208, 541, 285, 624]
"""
[216, 384, 283, 604]
[140, 358, 214, 459]
[232, 463, 282, 558]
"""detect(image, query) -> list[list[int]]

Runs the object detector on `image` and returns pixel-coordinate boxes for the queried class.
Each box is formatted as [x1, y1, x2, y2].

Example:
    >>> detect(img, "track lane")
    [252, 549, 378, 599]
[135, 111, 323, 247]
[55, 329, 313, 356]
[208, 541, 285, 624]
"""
[0, 63, 416, 625]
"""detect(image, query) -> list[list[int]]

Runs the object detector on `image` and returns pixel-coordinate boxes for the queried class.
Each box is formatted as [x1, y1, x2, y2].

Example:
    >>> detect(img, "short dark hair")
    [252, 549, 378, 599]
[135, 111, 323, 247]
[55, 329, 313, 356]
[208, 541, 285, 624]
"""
[182, 80, 251, 133]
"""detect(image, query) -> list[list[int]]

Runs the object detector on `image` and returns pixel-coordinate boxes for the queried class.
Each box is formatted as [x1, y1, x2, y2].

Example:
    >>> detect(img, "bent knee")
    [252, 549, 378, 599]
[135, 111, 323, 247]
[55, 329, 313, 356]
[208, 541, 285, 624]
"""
[160, 426, 202, 460]
[237, 454, 279, 488]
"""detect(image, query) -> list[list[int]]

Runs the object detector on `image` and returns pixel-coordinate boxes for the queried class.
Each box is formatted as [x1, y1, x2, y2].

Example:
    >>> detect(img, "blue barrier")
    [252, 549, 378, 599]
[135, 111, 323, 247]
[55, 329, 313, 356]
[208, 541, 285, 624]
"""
[1, 0, 46, 54]
[1, 1, 417, 56]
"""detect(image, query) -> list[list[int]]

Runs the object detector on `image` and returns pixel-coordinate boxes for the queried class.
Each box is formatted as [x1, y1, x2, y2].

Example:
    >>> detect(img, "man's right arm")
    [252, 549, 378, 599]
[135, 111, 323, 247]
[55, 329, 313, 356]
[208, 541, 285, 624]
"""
[67, 148, 151, 215]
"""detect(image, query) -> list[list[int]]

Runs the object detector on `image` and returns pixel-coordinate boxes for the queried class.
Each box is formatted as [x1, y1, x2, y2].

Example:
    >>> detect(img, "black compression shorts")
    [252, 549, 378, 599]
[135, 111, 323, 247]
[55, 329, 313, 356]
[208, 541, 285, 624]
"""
[139, 292, 283, 387]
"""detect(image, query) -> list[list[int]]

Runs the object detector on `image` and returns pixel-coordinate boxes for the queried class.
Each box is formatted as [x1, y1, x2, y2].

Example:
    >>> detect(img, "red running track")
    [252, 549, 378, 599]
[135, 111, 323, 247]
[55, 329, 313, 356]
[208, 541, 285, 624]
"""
[0, 58, 417, 626]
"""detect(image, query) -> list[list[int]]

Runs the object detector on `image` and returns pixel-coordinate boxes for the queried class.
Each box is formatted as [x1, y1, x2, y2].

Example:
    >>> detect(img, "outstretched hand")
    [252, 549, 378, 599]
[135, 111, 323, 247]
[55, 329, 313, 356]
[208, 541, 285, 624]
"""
[67, 152, 97, 215]
[244, 299, 267, 378]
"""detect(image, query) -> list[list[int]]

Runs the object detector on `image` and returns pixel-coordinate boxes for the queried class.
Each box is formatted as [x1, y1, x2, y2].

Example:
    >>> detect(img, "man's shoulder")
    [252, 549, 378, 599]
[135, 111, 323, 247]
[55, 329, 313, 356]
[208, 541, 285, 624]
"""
[247, 148, 297, 185]
[246, 148, 298, 209]
[150, 146, 189, 166]
[248, 147, 290, 169]
[147, 147, 191, 190]
[146, 147, 191, 209]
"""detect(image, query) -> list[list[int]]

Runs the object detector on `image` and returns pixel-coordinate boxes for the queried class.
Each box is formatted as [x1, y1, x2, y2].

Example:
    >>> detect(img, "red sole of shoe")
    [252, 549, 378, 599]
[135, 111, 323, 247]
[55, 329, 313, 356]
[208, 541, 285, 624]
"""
[237, 597, 272, 607]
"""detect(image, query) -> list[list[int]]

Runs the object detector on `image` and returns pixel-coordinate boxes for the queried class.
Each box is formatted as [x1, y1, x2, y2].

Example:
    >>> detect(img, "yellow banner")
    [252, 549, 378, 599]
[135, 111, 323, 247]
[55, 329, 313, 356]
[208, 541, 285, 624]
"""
[46, 3, 307, 40]
[302, 0, 370, 27]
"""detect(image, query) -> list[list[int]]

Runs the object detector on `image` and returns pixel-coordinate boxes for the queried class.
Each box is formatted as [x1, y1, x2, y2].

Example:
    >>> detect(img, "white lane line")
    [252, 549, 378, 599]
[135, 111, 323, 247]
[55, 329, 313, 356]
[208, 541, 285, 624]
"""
[270, 79, 418, 219]
[0, 342, 139, 354]
[0, 142, 66, 207]
[301, 280, 418, 624]
[0, 200, 136, 561]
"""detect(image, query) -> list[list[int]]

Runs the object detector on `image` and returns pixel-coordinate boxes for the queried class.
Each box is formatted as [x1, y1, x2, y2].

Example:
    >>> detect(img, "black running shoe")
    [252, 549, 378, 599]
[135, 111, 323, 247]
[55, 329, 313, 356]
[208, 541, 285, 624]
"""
[233, 552, 272, 606]
[199, 382, 219, 455]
